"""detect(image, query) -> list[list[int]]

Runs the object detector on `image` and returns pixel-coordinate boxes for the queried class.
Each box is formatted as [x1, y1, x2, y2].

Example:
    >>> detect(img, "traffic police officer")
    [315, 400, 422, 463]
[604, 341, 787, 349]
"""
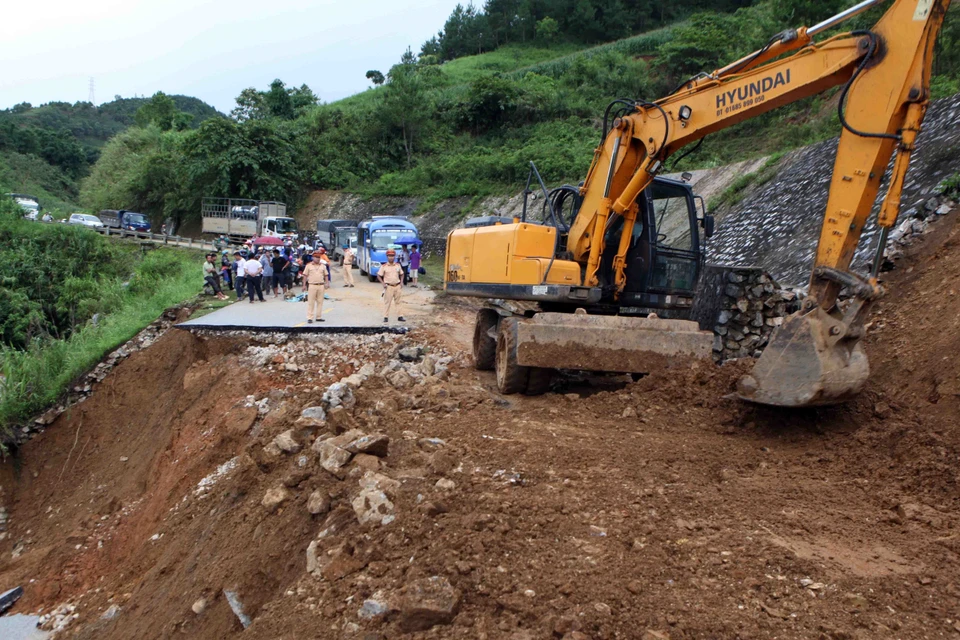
[378, 249, 405, 323]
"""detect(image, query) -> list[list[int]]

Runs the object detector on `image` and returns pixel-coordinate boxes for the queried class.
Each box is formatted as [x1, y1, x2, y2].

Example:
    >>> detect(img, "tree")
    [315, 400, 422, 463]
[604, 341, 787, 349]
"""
[366, 70, 386, 86]
[264, 79, 295, 120]
[231, 87, 267, 121]
[289, 84, 319, 113]
[535, 16, 559, 42]
[382, 48, 441, 167]
[134, 92, 178, 131]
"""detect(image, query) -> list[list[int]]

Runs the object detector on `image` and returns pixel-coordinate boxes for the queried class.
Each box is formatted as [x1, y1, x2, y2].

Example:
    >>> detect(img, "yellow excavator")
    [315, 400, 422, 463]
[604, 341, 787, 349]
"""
[444, 0, 951, 407]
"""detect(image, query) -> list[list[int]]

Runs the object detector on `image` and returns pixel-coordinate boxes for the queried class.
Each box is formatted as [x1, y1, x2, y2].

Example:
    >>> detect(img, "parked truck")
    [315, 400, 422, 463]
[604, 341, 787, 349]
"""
[98, 209, 152, 232]
[332, 226, 359, 267]
[316, 219, 357, 249]
[201, 198, 298, 242]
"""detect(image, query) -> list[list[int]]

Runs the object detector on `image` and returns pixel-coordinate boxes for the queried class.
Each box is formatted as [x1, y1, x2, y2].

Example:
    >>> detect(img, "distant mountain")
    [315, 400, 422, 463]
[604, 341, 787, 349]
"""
[6, 95, 223, 151]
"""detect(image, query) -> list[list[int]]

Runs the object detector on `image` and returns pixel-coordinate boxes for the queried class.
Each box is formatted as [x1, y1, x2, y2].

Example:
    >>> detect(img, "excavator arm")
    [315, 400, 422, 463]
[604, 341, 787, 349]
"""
[569, 0, 950, 406]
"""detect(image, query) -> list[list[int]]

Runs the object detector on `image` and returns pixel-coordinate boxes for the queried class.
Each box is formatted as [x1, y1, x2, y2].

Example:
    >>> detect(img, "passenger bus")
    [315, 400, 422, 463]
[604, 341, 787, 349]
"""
[356, 216, 419, 281]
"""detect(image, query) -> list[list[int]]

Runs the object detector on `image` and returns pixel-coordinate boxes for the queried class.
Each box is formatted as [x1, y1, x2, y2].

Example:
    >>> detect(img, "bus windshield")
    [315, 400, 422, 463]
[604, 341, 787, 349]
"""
[371, 229, 415, 250]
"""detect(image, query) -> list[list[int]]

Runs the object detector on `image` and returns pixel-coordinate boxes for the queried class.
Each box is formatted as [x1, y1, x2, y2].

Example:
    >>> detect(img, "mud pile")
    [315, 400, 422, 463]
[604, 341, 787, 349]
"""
[0, 212, 958, 640]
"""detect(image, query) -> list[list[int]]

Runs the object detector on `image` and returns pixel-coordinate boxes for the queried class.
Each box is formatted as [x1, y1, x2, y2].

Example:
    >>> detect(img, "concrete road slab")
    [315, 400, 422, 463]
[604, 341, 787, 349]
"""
[179, 264, 435, 333]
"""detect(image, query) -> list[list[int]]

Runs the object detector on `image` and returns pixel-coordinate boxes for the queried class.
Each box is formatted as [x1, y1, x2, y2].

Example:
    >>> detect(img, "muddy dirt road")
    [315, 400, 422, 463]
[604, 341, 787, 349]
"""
[0, 215, 958, 639]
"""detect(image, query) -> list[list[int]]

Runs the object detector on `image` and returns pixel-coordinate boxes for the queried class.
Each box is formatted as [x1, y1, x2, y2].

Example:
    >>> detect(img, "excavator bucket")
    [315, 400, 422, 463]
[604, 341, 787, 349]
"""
[736, 305, 869, 407]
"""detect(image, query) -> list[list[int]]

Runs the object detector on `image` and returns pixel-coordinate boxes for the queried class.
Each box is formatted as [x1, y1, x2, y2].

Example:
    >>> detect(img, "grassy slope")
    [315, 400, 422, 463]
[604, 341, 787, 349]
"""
[0, 197, 206, 435]
[0, 151, 81, 214]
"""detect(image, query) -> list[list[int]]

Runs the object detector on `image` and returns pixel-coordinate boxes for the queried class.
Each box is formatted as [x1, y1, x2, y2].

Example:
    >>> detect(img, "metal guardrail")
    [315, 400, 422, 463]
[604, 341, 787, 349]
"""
[92, 226, 219, 251]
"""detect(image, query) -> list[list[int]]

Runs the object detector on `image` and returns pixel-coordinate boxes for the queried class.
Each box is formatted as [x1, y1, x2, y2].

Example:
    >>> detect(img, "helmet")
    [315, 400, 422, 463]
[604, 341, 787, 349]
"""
[240, 250, 249, 258]
[312, 250, 323, 257]
[317, 247, 326, 254]
[386, 249, 396, 257]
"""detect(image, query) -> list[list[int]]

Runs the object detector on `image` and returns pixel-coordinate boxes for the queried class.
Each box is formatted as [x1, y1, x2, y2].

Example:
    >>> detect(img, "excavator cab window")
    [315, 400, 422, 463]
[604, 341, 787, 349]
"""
[645, 181, 701, 294]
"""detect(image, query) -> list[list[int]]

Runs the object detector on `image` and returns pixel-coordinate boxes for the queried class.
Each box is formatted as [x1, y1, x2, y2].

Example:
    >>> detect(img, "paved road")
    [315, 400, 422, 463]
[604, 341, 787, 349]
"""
[179, 263, 435, 332]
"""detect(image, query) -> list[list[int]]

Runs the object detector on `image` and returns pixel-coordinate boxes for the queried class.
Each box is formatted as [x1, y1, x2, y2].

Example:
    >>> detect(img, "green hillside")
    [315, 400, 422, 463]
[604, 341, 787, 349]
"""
[0, 95, 223, 215]
[78, 0, 960, 227]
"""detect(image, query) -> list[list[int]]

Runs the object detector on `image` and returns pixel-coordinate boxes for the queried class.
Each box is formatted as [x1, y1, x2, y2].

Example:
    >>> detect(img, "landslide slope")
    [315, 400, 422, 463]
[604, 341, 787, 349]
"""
[0, 210, 957, 639]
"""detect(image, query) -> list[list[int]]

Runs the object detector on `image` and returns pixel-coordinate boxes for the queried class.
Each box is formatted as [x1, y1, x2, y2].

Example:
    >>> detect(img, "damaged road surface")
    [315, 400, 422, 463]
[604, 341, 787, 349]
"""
[1, 213, 960, 639]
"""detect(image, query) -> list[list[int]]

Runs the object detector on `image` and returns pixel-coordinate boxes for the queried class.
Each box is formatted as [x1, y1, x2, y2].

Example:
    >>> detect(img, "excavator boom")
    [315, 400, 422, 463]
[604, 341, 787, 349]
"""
[569, 0, 950, 406]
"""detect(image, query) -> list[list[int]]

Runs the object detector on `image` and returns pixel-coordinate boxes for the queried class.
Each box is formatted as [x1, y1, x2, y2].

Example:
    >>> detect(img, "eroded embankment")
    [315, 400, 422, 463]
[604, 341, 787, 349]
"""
[0, 212, 959, 639]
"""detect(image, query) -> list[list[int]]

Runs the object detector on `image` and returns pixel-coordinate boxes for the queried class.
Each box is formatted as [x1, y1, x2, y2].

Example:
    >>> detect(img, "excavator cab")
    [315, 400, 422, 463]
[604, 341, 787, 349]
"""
[600, 177, 708, 316]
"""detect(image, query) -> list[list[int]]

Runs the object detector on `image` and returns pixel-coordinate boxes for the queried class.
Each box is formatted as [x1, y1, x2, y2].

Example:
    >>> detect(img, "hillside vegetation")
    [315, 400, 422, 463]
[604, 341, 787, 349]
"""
[0, 95, 221, 215]
[0, 193, 204, 437]
[80, 0, 960, 226]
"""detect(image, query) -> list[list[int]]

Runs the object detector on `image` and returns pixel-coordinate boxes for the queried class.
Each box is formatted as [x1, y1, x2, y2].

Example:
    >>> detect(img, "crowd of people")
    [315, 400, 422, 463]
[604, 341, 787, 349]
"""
[201, 242, 423, 324]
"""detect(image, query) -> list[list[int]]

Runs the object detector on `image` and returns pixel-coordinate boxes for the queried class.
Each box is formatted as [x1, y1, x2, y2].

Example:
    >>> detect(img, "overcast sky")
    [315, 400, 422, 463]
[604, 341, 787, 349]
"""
[1, 0, 462, 113]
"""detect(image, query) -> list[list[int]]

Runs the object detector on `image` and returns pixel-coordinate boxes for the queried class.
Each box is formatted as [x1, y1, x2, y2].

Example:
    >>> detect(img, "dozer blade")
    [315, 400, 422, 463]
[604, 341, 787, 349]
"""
[515, 312, 713, 373]
[737, 305, 869, 407]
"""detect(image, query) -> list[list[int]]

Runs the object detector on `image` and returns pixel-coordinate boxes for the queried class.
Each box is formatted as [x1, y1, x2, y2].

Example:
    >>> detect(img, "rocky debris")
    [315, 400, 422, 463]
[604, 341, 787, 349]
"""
[398, 346, 424, 362]
[191, 598, 207, 615]
[299, 406, 327, 427]
[100, 604, 121, 620]
[273, 430, 301, 454]
[224, 589, 252, 629]
[398, 576, 461, 632]
[358, 592, 392, 621]
[386, 369, 415, 390]
[322, 382, 356, 410]
[880, 192, 957, 268]
[261, 486, 290, 512]
[38, 602, 80, 634]
[352, 471, 400, 526]
[316, 441, 353, 475]
[345, 433, 390, 457]
[307, 490, 332, 515]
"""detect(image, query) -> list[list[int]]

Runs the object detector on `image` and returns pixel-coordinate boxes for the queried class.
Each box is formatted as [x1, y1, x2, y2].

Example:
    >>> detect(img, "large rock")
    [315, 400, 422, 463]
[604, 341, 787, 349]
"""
[398, 576, 461, 632]
[352, 488, 395, 526]
[317, 442, 352, 474]
[307, 490, 331, 515]
[273, 430, 300, 454]
[299, 406, 326, 427]
[386, 370, 414, 390]
[322, 382, 356, 410]
[398, 346, 423, 362]
[346, 433, 390, 457]
[261, 486, 290, 512]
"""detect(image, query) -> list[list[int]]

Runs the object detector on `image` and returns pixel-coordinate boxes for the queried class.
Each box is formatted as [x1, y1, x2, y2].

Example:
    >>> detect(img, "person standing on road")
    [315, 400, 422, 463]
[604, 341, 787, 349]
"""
[271, 249, 288, 297]
[259, 249, 274, 295]
[302, 250, 330, 323]
[398, 245, 411, 284]
[203, 253, 228, 300]
[244, 252, 266, 303]
[378, 249, 405, 323]
[409, 246, 421, 287]
[341, 245, 355, 287]
[233, 251, 247, 300]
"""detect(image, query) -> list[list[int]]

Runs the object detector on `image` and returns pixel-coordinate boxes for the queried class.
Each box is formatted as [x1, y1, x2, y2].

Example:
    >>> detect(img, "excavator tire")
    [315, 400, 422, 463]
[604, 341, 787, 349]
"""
[525, 367, 554, 396]
[496, 317, 530, 395]
[473, 309, 498, 371]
